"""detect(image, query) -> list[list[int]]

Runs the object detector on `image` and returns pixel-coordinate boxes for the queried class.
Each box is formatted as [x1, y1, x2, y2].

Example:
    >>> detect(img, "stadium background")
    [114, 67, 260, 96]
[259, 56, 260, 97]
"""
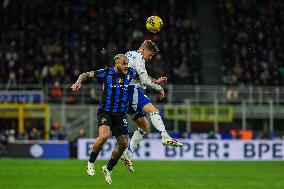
[0, 0, 284, 188]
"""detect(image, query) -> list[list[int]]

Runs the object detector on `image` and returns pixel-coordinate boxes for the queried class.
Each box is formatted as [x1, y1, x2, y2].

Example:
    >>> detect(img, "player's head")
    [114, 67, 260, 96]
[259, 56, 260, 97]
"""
[138, 40, 159, 61]
[114, 54, 129, 75]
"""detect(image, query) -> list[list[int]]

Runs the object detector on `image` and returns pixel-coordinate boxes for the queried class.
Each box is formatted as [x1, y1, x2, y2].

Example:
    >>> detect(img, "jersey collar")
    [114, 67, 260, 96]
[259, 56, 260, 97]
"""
[110, 67, 124, 76]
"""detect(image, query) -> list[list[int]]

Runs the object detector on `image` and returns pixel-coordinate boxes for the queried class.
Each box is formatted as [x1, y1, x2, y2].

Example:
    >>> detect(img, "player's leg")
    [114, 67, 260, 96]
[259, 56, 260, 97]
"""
[120, 115, 149, 172]
[142, 103, 183, 147]
[102, 113, 129, 184]
[122, 87, 182, 173]
[87, 111, 111, 176]
[128, 114, 150, 153]
[87, 125, 110, 176]
[128, 87, 152, 150]
[102, 134, 128, 184]
[123, 86, 149, 157]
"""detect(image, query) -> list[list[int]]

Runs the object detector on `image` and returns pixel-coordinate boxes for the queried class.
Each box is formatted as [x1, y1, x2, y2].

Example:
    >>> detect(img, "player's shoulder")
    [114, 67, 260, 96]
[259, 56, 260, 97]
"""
[95, 67, 111, 77]
[97, 67, 111, 72]
[126, 51, 139, 56]
[126, 51, 144, 63]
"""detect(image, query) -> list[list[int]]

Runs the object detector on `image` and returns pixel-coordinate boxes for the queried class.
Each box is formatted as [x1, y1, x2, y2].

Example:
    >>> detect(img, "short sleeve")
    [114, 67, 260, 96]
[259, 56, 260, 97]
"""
[94, 67, 110, 80]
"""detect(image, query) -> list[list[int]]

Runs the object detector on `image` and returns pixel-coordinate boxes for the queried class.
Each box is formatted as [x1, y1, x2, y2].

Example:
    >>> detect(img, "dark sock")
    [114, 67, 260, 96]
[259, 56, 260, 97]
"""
[106, 158, 119, 171]
[89, 151, 100, 163]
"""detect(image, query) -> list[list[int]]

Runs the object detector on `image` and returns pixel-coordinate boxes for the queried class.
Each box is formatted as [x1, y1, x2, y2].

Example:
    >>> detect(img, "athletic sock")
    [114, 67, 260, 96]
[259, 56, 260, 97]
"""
[107, 158, 119, 171]
[149, 112, 170, 138]
[128, 128, 146, 153]
[89, 151, 100, 163]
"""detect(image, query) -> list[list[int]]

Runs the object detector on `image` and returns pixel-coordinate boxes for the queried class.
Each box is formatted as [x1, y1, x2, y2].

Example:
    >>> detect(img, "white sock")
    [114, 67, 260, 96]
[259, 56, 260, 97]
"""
[149, 112, 170, 138]
[128, 128, 146, 153]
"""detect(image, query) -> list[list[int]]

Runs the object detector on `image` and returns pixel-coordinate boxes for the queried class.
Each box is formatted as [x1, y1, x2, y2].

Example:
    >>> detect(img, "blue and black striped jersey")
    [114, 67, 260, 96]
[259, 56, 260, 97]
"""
[94, 67, 138, 113]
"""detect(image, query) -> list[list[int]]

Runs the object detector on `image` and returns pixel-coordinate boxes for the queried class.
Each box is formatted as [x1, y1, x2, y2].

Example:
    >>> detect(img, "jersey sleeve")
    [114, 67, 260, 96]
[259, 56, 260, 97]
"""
[135, 60, 162, 91]
[94, 67, 109, 81]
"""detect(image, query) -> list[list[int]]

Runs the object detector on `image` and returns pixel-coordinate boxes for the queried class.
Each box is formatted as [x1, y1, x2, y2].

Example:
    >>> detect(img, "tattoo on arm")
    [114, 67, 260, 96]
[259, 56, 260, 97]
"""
[76, 71, 95, 84]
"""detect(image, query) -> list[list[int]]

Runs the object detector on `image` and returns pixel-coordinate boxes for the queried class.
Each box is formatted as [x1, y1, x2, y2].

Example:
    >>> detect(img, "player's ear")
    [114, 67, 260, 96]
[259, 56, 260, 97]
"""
[114, 59, 118, 66]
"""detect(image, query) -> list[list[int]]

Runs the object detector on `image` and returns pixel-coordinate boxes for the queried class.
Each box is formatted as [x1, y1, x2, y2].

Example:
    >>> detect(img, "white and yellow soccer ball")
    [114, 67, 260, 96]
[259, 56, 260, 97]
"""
[146, 16, 163, 33]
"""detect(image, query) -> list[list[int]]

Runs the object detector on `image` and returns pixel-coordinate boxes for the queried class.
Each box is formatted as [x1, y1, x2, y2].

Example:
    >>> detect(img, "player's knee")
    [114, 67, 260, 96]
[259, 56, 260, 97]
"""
[136, 117, 150, 132]
[144, 122, 150, 132]
[118, 140, 128, 151]
[140, 122, 150, 133]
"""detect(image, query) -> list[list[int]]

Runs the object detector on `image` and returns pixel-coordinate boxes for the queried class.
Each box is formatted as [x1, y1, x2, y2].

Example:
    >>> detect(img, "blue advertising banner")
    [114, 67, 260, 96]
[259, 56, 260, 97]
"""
[0, 91, 43, 103]
[6, 141, 70, 159]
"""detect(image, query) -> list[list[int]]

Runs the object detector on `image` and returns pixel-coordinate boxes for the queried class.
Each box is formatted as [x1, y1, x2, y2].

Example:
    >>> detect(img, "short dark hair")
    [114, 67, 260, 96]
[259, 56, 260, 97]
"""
[140, 40, 159, 54]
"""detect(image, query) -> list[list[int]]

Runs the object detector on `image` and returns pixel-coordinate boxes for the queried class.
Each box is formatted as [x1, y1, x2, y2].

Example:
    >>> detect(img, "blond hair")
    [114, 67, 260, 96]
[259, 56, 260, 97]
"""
[140, 40, 159, 54]
[114, 54, 129, 63]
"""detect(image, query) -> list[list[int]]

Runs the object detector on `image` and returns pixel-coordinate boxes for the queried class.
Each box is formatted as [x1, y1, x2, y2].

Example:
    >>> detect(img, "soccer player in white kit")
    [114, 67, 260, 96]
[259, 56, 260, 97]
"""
[120, 40, 183, 172]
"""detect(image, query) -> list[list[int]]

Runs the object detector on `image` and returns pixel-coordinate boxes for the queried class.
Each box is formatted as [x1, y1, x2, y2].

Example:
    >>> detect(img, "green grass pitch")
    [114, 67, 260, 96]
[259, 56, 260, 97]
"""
[0, 159, 284, 189]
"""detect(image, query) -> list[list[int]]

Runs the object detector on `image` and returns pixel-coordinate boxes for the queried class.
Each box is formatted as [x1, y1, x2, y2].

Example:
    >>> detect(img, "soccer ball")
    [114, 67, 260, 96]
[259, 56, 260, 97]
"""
[146, 16, 163, 33]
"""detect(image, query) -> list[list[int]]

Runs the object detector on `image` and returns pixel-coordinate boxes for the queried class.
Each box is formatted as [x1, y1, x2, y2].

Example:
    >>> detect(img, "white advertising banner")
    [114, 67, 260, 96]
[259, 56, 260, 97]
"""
[78, 138, 284, 160]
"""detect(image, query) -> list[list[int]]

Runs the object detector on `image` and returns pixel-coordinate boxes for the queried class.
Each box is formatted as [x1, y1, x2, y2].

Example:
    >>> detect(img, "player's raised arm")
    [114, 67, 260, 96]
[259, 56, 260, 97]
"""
[71, 71, 95, 91]
[137, 67, 165, 99]
[136, 64, 163, 91]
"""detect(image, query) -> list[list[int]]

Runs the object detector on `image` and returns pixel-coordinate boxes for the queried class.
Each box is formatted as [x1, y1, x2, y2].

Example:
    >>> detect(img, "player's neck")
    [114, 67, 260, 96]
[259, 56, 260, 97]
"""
[114, 67, 119, 73]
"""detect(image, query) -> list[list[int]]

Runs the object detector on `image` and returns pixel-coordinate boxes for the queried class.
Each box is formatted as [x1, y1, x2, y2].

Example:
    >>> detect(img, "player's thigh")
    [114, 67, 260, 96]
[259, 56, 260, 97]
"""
[129, 86, 151, 112]
[135, 116, 150, 132]
[98, 125, 111, 140]
[142, 103, 159, 114]
[97, 111, 112, 139]
[136, 88, 151, 111]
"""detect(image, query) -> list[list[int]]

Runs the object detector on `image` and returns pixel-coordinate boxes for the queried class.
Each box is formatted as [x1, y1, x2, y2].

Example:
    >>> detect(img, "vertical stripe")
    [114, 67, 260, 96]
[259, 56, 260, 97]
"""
[117, 77, 125, 112]
[108, 76, 116, 112]
[101, 79, 108, 110]
[105, 75, 113, 111]
[113, 77, 121, 113]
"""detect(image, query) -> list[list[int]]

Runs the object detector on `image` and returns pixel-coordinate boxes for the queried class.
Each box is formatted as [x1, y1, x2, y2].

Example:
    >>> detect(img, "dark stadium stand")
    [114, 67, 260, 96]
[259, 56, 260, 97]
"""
[219, 0, 284, 85]
[0, 0, 200, 86]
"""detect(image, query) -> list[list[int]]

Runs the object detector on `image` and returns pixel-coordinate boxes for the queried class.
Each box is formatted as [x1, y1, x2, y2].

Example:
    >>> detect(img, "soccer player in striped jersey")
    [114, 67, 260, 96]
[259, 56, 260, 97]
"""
[120, 40, 183, 173]
[71, 54, 138, 184]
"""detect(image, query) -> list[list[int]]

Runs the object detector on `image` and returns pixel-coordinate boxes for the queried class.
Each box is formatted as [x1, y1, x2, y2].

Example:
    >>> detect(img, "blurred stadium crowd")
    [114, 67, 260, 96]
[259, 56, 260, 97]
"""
[0, 0, 200, 86]
[1, 0, 284, 87]
[220, 0, 284, 85]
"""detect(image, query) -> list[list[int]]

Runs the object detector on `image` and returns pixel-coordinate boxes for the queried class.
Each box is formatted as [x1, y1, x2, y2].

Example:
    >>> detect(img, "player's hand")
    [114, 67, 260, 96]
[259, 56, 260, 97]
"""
[71, 83, 81, 91]
[155, 77, 167, 84]
[159, 89, 165, 100]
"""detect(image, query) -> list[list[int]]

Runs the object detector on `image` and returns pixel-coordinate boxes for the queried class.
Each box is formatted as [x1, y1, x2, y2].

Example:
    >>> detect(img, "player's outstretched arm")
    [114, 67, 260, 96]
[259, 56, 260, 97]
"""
[138, 74, 165, 99]
[71, 71, 95, 91]
[149, 76, 167, 84]
[138, 70, 163, 90]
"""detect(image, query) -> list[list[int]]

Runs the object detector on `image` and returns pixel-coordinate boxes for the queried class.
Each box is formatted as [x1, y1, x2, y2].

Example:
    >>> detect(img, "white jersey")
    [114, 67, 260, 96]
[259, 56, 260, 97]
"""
[126, 51, 162, 91]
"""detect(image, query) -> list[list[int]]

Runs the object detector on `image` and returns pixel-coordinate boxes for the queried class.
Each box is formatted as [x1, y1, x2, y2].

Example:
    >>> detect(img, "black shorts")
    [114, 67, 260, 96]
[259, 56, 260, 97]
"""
[97, 111, 129, 137]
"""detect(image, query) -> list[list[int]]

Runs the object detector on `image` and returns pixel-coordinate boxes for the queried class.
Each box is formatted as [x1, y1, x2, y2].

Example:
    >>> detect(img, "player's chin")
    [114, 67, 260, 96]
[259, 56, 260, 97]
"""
[122, 70, 128, 74]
